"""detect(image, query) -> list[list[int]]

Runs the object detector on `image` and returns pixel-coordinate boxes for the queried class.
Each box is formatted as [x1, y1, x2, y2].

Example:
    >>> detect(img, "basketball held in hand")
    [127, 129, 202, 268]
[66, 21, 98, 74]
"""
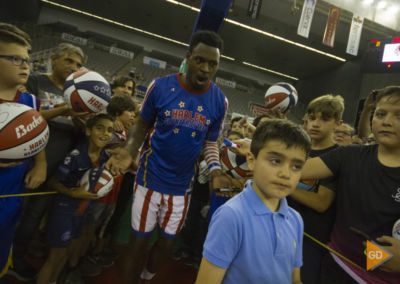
[64, 70, 111, 113]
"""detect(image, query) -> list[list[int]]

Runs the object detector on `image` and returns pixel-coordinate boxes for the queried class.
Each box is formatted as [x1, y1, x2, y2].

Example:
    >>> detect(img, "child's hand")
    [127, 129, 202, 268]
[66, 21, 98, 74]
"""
[106, 148, 133, 176]
[70, 182, 99, 200]
[113, 120, 124, 132]
[25, 164, 46, 189]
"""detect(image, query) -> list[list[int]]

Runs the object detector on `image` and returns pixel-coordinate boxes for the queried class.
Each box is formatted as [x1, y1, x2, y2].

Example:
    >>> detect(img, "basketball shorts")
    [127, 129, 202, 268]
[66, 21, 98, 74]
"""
[131, 184, 190, 238]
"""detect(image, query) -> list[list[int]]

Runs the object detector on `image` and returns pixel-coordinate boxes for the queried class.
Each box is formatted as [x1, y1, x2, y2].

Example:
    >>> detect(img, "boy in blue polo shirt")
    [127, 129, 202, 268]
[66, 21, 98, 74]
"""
[196, 119, 311, 284]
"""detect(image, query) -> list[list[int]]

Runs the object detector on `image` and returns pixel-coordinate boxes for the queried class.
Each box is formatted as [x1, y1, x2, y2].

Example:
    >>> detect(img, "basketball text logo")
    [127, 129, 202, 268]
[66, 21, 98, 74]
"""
[366, 241, 392, 271]
[15, 115, 43, 139]
[392, 187, 400, 203]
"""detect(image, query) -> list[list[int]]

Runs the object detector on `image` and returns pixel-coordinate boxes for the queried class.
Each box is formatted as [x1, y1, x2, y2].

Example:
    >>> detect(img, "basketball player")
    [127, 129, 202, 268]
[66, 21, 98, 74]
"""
[107, 30, 230, 284]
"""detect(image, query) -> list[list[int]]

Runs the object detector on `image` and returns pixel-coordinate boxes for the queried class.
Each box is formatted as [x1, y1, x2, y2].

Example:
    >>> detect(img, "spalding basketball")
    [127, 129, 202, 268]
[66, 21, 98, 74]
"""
[265, 82, 298, 113]
[64, 70, 111, 113]
[0, 103, 49, 162]
[220, 146, 250, 180]
[80, 166, 114, 197]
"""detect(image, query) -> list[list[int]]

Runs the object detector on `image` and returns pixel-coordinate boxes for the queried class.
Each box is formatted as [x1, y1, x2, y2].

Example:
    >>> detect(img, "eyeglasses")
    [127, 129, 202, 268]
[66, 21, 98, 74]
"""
[0, 55, 30, 66]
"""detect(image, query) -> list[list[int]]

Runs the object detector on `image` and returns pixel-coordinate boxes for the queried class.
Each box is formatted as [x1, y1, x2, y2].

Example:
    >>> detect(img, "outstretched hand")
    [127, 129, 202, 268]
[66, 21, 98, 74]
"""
[376, 235, 400, 272]
[70, 182, 99, 200]
[105, 147, 133, 176]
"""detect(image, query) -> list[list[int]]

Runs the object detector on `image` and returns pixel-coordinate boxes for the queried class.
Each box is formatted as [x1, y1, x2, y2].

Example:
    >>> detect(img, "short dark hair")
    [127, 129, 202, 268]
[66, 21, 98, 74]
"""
[86, 113, 114, 129]
[107, 96, 136, 117]
[253, 114, 273, 127]
[226, 130, 244, 139]
[375, 86, 400, 104]
[0, 22, 31, 48]
[251, 119, 311, 158]
[188, 30, 223, 53]
[230, 116, 242, 125]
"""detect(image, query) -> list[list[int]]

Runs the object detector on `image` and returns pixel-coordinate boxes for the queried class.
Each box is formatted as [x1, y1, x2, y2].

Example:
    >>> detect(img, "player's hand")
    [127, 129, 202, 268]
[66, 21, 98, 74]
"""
[376, 235, 400, 272]
[210, 170, 231, 189]
[266, 108, 288, 119]
[0, 161, 24, 167]
[70, 182, 99, 199]
[106, 147, 133, 176]
[24, 164, 47, 189]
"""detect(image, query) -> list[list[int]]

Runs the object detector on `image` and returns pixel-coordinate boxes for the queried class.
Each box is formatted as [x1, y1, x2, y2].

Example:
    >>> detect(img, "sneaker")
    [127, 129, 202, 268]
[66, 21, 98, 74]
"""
[6, 262, 37, 281]
[79, 258, 102, 277]
[87, 254, 114, 268]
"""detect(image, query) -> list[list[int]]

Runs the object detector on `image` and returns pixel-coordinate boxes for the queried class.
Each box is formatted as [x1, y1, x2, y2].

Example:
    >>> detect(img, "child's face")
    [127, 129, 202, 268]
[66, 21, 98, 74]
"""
[246, 140, 306, 201]
[306, 112, 339, 141]
[0, 43, 30, 88]
[86, 119, 114, 149]
[231, 121, 244, 134]
[113, 81, 134, 97]
[117, 110, 136, 129]
[372, 96, 400, 148]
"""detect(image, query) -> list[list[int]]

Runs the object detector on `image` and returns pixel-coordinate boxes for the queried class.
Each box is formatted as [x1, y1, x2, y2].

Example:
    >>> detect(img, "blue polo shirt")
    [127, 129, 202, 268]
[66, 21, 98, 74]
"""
[203, 181, 303, 284]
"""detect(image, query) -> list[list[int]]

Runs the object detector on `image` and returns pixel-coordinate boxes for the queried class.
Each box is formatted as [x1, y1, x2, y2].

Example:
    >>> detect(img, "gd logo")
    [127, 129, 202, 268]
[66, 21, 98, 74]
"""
[366, 241, 392, 271]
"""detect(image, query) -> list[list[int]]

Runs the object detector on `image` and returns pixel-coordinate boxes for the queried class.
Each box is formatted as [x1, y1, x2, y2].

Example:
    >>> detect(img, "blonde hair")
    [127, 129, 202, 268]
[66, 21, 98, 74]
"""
[0, 22, 31, 48]
[307, 94, 344, 121]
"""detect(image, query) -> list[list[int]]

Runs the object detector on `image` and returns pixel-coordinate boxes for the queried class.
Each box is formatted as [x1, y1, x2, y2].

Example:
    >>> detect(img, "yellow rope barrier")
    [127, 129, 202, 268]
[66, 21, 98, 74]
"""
[304, 232, 366, 272]
[0, 191, 57, 198]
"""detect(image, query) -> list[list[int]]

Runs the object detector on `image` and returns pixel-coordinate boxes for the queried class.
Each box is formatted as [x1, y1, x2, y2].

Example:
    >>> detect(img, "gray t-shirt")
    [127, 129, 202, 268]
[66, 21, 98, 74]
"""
[26, 74, 73, 126]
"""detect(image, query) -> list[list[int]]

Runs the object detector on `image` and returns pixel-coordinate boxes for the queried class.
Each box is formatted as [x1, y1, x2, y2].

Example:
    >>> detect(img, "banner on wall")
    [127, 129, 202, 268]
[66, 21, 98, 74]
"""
[109, 46, 134, 59]
[61, 33, 87, 46]
[143, 56, 167, 69]
[346, 15, 364, 56]
[216, 77, 237, 88]
[322, 6, 341, 47]
[297, 0, 317, 38]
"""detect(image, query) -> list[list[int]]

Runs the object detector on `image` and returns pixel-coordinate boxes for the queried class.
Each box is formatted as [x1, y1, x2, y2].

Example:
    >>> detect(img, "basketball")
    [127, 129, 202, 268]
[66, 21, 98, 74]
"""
[264, 82, 298, 113]
[0, 103, 49, 162]
[64, 70, 111, 113]
[220, 146, 250, 179]
[80, 166, 114, 197]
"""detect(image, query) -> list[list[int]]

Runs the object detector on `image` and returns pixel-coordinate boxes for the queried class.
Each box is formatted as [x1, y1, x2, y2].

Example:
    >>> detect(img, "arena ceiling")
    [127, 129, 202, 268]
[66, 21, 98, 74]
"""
[44, 0, 396, 81]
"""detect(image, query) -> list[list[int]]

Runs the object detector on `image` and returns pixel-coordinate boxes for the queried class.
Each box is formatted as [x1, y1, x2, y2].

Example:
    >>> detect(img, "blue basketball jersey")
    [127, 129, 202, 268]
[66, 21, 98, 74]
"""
[137, 73, 227, 195]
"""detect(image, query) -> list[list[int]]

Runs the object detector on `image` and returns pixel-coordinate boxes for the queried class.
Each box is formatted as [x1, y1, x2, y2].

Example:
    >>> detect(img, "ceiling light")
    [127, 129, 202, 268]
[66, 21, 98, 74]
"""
[363, 0, 374, 5]
[166, 0, 346, 62]
[40, 0, 235, 61]
[242, 61, 299, 81]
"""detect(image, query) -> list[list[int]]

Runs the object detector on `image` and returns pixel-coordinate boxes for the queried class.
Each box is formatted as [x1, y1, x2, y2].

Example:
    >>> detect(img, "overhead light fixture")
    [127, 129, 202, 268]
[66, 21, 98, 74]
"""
[166, 0, 346, 62]
[243, 61, 299, 81]
[40, 0, 235, 61]
[377, 1, 387, 9]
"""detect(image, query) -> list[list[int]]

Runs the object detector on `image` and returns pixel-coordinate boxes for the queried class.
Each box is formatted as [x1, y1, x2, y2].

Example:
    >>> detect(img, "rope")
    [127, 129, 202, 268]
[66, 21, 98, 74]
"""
[304, 232, 366, 272]
[0, 191, 57, 198]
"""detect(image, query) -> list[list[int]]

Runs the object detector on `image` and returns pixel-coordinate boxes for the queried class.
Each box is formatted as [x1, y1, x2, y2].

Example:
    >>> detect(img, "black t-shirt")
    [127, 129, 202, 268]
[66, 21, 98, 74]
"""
[288, 144, 338, 243]
[321, 144, 400, 273]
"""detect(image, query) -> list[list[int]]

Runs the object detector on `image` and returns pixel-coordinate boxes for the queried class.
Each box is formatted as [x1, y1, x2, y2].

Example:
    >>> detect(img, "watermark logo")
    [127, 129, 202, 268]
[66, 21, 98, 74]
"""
[366, 240, 392, 271]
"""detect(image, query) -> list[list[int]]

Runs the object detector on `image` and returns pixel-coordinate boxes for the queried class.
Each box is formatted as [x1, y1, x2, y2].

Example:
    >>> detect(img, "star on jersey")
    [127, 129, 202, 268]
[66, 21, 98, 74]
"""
[173, 128, 179, 134]
[179, 101, 185, 108]
[197, 106, 203, 112]
[191, 132, 196, 137]
[206, 120, 211, 125]
[165, 110, 171, 117]
[171, 88, 175, 92]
